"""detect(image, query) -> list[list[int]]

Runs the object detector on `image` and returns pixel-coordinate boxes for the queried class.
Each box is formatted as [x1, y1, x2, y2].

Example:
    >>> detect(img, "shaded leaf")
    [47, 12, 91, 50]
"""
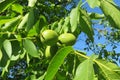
[26, 8, 35, 32]
[67, 54, 81, 76]
[11, 40, 21, 56]
[3, 40, 12, 58]
[55, 71, 67, 80]
[37, 72, 46, 80]
[74, 59, 95, 80]
[34, 19, 41, 34]
[66, 54, 75, 74]
[23, 39, 39, 58]
[0, 38, 4, 49]
[0, 47, 9, 67]
[39, 15, 48, 33]
[45, 46, 74, 80]
[80, 9, 94, 42]
[0, 0, 16, 13]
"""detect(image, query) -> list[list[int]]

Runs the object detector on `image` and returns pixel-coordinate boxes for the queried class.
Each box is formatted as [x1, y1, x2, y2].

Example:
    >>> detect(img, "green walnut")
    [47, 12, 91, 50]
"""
[58, 33, 76, 46]
[45, 45, 58, 59]
[40, 30, 58, 46]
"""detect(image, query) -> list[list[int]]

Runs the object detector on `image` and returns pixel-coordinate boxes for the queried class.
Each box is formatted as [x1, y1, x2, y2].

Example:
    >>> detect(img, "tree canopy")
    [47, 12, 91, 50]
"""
[0, 0, 120, 80]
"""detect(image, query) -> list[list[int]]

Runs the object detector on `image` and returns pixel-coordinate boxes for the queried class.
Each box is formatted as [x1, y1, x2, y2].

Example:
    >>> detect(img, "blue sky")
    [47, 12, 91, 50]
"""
[73, 0, 120, 65]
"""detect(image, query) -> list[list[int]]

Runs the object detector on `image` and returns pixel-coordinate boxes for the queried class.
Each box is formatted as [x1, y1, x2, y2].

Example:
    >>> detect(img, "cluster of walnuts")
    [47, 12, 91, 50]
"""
[40, 30, 76, 59]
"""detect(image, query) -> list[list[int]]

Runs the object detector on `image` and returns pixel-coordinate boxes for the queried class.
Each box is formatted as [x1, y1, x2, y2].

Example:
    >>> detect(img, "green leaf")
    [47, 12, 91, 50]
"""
[62, 16, 70, 33]
[3, 40, 12, 58]
[39, 15, 47, 26]
[66, 54, 75, 74]
[27, 26, 38, 36]
[19, 50, 26, 59]
[0, 49, 2, 61]
[38, 15, 48, 33]
[74, 59, 95, 80]
[70, 7, 80, 32]
[67, 54, 81, 75]
[2, 15, 21, 30]
[45, 46, 74, 80]
[51, 21, 58, 31]
[89, 13, 104, 19]
[0, 38, 4, 49]
[28, 0, 37, 7]
[0, 0, 16, 13]
[10, 54, 19, 61]
[0, 48, 9, 67]
[1, 59, 11, 77]
[26, 8, 35, 32]
[30, 75, 36, 80]
[0, 38, 4, 62]
[33, 20, 40, 35]
[11, 40, 21, 56]
[37, 72, 46, 80]
[11, 4, 23, 14]
[18, 13, 29, 29]
[95, 59, 120, 79]
[23, 39, 39, 58]
[0, 16, 20, 25]
[26, 53, 30, 66]
[80, 9, 94, 42]
[55, 71, 67, 80]
[87, 0, 100, 8]
[57, 18, 64, 34]
[0, 16, 11, 20]
[100, 0, 120, 29]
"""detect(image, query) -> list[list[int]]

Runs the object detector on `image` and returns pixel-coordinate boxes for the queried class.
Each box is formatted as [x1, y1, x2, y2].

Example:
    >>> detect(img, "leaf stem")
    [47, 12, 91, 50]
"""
[74, 51, 112, 71]
[1, 60, 11, 77]
[74, 51, 89, 59]
[79, 0, 87, 7]
[9, 37, 36, 41]
[0, 32, 15, 35]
